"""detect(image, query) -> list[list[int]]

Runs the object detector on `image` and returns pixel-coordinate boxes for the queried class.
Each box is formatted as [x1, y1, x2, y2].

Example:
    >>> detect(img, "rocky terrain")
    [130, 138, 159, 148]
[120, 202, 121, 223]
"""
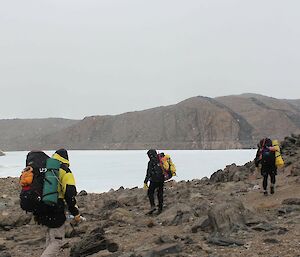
[0, 134, 300, 257]
[0, 150, 4, 156]
[0, 94, 300, 151]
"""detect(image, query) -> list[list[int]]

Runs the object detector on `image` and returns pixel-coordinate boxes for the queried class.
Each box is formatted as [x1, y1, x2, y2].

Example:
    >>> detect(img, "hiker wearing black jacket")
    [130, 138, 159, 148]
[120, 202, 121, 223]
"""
[144, 149, 165, 214]
[255, 138, 277, 195]
[35, 149, 81, 257]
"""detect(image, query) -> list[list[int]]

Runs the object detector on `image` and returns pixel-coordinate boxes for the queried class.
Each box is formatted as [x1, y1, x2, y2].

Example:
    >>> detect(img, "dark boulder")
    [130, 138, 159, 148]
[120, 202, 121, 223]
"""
[290, 164, 300, 176]
[141, 243, 182, 257]
[70, 227, 119, 257]
[0, 209, 32, 229]
[282, 198, 300, 205]
[0, 252, 11, 257]
[207, 199, 252, 234]
[210, 163, 252, 183]
[78, 190, 88, 196]
[207, 236, 244, 246]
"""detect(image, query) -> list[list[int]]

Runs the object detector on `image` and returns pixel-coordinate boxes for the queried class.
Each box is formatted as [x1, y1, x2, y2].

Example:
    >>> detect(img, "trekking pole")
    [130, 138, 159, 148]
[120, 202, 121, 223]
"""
[70, 222, 80, 237]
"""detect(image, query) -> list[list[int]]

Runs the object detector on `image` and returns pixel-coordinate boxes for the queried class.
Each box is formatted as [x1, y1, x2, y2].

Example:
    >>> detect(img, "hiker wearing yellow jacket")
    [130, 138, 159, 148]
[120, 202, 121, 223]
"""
[35, 149, 80, 257]
[52, 149, 79, 217]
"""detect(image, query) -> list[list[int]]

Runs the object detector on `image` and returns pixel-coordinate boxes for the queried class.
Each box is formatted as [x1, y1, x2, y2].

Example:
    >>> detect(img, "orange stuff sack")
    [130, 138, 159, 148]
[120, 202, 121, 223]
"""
[158, 153, 176, 181]
[19, 166, 34, 187]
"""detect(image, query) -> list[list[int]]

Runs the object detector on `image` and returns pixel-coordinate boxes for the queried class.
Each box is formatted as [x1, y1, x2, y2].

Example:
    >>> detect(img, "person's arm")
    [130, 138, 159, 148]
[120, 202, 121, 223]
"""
[62, 171, 79, 216]
[254, 148, 261, 167]
[65, 183, 79, 216]
[268, 146, 276, 152]
[144, 161, 151, 184]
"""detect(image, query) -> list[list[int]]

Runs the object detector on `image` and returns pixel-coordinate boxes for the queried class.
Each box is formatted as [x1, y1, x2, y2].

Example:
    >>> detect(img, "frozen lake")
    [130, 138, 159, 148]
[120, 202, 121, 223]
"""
[0, 150, 256, 193]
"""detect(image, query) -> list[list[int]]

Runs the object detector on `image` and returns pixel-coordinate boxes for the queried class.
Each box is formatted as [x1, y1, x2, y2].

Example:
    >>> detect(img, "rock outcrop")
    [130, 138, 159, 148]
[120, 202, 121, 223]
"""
[210, 162, 254, 183]
[207, 199, 249, 234]
[70, 227, 119, 257]
[0, 150, 4, 156]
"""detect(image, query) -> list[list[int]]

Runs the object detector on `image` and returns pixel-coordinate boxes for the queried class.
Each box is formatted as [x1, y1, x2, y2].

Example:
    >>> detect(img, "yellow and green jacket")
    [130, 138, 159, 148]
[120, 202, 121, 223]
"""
[52, 152, 79, 217]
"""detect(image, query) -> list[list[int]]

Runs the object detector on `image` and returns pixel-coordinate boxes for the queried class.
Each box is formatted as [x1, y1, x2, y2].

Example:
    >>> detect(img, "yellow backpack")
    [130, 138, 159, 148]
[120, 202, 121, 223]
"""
[158, 153, 176, 180]
[272, 140, 284, 168]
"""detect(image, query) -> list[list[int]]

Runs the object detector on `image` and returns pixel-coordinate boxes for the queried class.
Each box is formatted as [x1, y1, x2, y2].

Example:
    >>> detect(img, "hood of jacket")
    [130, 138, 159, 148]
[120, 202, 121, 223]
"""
[52, 148, 70, 166]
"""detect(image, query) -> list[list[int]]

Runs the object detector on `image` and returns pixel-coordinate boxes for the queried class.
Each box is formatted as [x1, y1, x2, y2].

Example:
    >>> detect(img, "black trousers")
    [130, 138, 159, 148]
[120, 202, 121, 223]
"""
[261, 169, 276, 191]
[148, 181, 164, 210]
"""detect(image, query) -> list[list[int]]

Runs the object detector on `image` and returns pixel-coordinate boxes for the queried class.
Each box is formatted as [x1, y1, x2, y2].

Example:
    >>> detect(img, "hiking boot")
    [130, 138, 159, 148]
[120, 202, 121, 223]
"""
[263, 190, 268, 196]
[146, 206, 156, 215]
[156, 208, 163, 215]
[270, 186, 275, 194]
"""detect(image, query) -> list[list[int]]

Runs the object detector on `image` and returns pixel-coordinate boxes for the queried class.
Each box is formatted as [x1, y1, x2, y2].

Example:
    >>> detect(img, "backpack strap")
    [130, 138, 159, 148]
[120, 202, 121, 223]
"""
[262, 138, 266, 148]
[61, 163, 71, 173]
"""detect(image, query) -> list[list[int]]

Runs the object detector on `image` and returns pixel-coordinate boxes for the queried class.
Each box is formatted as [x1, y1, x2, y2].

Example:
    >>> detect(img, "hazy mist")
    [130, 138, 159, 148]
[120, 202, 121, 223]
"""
[1, 0, 299, 119]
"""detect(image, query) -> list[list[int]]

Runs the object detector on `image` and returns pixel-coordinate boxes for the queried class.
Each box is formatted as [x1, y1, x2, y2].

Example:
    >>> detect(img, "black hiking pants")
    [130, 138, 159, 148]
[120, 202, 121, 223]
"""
[148, 181, 164, 211]
[261, 169, 276, 191]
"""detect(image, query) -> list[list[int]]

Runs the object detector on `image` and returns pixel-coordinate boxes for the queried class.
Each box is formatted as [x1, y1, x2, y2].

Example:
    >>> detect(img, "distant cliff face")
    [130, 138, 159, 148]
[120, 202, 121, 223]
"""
[36, 96, 252, 150]
[0, 118, 78, 151]
[0, 94, 299, 150]
[216, 94, 300, 142]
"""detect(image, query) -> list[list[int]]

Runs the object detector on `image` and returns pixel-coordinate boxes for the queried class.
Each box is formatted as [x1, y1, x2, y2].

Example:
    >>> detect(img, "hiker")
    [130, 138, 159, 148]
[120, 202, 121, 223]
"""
[36, 149, 81, 257]
[254, 138, 277, 195]
[144, 149, 165, 214]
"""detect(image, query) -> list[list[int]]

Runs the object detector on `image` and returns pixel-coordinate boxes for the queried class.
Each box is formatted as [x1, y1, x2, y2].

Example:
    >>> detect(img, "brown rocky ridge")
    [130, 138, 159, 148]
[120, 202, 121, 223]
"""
[0, 94, 300, 151]
[0, 134, 300, 257]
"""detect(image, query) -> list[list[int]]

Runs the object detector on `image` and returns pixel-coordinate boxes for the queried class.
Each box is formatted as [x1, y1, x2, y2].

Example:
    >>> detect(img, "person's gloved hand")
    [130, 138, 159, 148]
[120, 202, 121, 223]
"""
[74, 214, 81, 222]
[143, 183, 148, 190]
[70, 214, 82, 226]
[70, 214, 81, 226]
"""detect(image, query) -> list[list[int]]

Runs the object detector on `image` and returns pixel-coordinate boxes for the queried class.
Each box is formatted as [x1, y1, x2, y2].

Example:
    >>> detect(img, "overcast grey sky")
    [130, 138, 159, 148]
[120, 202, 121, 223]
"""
[0, 0, 299, 119]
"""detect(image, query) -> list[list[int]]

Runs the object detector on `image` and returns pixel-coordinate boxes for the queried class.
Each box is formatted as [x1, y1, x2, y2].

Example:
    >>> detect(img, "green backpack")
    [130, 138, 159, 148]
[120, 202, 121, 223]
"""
[42, 158, 61, 206]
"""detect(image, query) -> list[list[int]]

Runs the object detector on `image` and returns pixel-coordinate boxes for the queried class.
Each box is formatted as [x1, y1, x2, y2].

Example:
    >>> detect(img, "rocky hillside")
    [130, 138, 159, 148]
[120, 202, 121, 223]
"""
[286, 99, 300, 109]
[0, 135, 300, 257]
[216, 94, 300, 141]
[0, 94, 299, 150]
[35, 96, 254, 150]
[0, 118, 78, 151]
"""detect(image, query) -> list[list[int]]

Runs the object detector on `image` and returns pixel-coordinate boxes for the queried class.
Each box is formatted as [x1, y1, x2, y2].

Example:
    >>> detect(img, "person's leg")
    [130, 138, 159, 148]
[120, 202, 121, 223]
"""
[157, 182, 164, 213]
[270, 172, 276, 194]
[262, 175, 268, 195]
[147, 182, 156, 210]
[261, 168, 268, 195]
[45, 227, 50, 248]
[40, 224, 65, 257]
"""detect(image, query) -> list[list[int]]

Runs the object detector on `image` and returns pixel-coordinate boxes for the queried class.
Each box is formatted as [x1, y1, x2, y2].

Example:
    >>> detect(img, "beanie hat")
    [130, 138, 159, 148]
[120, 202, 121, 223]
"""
[52, 148, 70, 165]
[147, 149, 157, 158]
